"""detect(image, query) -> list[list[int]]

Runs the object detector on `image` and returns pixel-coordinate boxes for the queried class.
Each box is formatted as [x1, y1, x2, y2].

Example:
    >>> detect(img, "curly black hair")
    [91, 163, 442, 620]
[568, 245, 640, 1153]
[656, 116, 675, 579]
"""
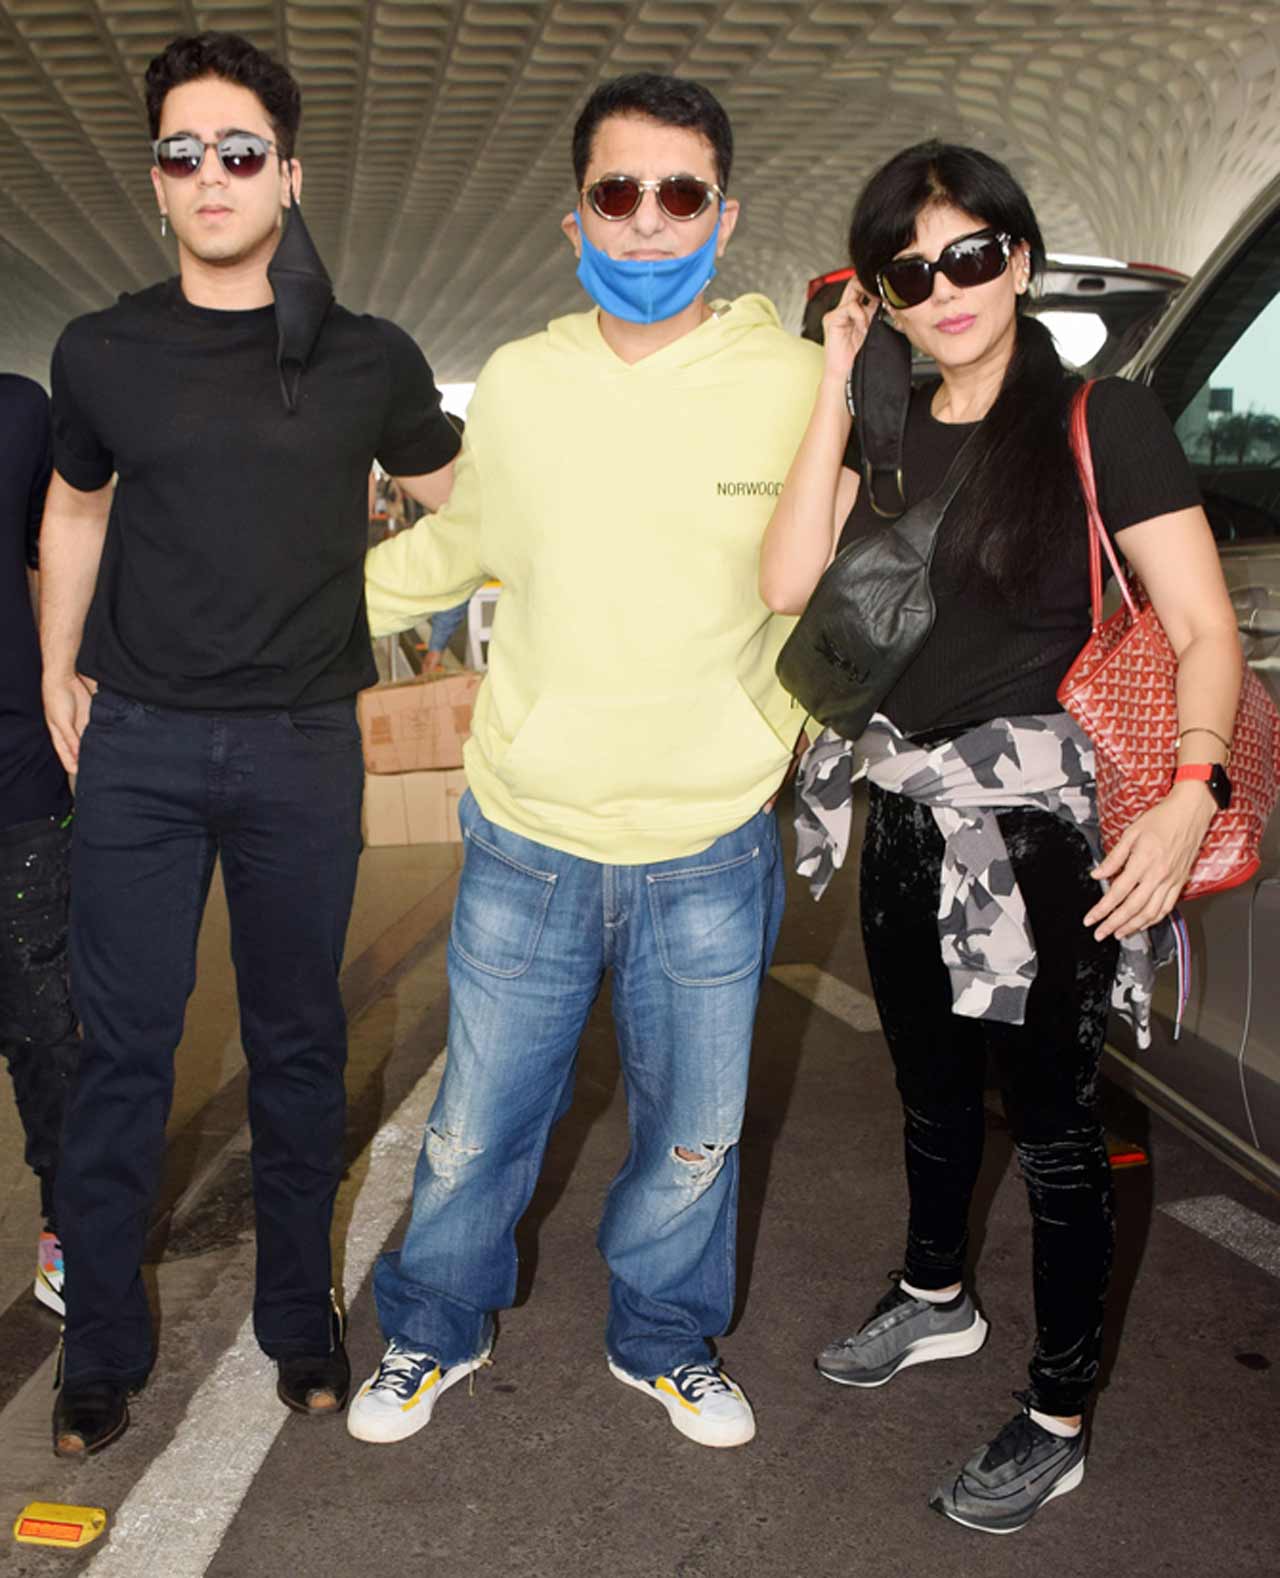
[145, 33, 301, 159]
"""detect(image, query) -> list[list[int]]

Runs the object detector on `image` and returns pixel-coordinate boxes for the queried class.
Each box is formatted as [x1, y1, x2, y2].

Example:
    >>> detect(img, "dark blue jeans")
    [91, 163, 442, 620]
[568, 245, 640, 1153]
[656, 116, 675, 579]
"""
[57, 689, 363, 1386]
[0, 814, 79, 1229]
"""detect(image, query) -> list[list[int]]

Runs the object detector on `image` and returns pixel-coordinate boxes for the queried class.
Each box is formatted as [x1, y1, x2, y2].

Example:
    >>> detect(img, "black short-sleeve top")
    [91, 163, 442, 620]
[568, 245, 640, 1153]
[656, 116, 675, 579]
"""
[837, 376, 1201, 735]
[51, 279, 461, 711]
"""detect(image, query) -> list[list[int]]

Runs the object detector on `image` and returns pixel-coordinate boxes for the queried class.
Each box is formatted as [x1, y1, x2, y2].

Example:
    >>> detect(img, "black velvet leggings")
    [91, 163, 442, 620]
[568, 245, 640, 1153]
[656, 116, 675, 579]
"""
[860, 785, 1119, 1416]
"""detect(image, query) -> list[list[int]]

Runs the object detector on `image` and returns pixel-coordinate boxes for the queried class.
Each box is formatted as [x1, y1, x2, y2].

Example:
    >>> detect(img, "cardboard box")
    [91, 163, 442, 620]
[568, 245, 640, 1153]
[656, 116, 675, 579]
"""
[358, 670, 481, 774]
[363, 769, 467, 846]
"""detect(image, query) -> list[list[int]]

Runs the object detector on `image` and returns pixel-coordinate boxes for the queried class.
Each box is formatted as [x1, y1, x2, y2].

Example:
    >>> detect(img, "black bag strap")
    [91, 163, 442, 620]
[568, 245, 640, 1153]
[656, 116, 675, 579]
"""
[891, 427, 980, 564]
[829, 424, 980, 580]
[847, 311, 913, 518]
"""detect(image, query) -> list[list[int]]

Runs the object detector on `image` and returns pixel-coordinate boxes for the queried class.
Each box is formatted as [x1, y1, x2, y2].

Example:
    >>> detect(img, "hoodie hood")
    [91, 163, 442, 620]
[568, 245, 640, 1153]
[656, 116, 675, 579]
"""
[266, 202, 334, 412]
[544, 292, 787, 372]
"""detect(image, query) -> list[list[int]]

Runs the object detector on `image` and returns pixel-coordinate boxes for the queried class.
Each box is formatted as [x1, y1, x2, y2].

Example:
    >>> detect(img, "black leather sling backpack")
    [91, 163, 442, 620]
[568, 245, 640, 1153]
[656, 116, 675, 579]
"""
[774, 313, 977, 741]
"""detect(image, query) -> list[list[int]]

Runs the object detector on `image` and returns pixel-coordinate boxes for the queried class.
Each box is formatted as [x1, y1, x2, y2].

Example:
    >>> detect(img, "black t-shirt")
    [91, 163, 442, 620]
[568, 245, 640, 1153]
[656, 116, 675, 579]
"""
[838, 377, 1201, 734]
[0, 374, 70, 830]
[51, 279, 460, 710]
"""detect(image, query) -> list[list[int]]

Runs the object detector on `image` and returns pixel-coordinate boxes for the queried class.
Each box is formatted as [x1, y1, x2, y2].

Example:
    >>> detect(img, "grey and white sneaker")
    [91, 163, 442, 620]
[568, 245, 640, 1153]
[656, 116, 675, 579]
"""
[346, 1338, 490, 1444]
[608, 1358, 755, 1448]
[816, 1274, 988, 1387]
[930, 1395, 1086, 1533]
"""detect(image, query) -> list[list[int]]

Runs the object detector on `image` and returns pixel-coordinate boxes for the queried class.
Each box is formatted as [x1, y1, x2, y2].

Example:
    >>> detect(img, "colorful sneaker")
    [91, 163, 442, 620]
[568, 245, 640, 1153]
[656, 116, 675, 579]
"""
[608, 1358, 755, 1448]
[346, 1338, 490, 1444]
[930, 1395, 1086, 1533]
[816, 1273, 987, 1387]
[35, 1232, 64, 1317]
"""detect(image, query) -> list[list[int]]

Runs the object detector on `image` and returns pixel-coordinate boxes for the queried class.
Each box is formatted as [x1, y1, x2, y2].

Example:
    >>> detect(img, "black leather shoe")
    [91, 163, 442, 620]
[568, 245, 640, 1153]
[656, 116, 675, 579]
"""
[53, 1382, 131, 1458]
[276, 1300, 350, 1415]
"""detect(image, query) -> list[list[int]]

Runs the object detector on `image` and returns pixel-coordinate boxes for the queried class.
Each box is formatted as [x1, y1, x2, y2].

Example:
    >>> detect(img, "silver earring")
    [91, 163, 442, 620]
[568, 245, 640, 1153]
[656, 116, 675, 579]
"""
[160, 214, 167, 238]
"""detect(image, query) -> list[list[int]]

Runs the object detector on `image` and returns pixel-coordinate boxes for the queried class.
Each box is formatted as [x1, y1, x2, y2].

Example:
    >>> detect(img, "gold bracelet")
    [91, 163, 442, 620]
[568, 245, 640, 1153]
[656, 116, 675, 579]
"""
[1177, 725, 1232, 762]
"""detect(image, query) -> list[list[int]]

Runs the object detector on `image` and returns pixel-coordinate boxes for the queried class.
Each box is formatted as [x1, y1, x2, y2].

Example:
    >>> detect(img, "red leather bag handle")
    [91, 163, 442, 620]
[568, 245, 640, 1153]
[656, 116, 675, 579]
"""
[1069, 381, 1139, 631]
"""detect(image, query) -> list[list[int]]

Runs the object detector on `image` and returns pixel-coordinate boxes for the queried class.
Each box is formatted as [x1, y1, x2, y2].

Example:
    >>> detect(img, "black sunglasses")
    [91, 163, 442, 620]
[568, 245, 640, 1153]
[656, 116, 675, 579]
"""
[877, 229, 1013, 310]
[584, 175, 723, 222]
[153, 132, 279, 180]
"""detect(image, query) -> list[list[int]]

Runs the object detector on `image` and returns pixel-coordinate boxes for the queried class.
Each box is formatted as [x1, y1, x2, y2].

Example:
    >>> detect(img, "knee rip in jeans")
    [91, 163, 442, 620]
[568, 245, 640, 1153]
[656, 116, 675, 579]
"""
[672, 1141, 734, 1197]
[426, 1124, 484, 1187]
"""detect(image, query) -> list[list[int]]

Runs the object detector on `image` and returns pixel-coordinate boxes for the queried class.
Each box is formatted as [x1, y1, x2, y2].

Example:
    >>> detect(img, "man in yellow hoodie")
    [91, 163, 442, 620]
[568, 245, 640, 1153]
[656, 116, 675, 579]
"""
[350, 73, 822, 1451]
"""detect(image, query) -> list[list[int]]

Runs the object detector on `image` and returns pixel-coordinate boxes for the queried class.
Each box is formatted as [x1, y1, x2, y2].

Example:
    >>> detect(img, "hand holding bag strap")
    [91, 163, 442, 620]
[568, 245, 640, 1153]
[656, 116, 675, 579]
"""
[1070, 381, 1139, 628]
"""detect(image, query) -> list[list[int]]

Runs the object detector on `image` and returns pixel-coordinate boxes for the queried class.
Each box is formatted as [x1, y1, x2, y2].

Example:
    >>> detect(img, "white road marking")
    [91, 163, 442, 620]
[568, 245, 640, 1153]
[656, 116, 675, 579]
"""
[1160, 1194, 1280, 1280]
[769, 964, 882, 1033]
[83, 1059, 445, 1577]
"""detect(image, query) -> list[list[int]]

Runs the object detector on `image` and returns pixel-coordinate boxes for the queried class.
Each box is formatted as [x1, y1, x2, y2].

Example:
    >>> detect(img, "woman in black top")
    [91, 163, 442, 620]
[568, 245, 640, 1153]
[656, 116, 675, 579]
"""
[762, 143, 1242, 1533]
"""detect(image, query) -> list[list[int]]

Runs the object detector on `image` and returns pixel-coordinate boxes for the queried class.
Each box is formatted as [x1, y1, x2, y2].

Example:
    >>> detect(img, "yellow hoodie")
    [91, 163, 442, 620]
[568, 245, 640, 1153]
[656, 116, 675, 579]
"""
[366, 295, 823, 863]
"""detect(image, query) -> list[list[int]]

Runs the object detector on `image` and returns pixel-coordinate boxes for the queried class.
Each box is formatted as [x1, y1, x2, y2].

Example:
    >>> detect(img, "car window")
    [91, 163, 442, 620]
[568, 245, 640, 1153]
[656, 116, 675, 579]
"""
[1151, 207, 1280, 543]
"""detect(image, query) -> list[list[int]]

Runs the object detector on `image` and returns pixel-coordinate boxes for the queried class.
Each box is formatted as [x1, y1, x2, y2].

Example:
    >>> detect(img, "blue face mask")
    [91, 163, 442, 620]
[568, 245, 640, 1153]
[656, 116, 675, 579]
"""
[572, 211, 721, 325]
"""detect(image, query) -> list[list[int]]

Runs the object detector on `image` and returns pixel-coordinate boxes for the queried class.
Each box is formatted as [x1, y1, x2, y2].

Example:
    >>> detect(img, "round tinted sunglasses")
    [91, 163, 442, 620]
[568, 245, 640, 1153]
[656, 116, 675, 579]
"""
[153, 133, 279, 180]
[877, 229, 1013, 310]
[584, 175, 723, 222]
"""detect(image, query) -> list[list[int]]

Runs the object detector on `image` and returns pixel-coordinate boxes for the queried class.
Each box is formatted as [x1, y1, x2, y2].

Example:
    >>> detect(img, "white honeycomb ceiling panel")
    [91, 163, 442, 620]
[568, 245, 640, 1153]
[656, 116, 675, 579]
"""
[1, 0, 1278, 384]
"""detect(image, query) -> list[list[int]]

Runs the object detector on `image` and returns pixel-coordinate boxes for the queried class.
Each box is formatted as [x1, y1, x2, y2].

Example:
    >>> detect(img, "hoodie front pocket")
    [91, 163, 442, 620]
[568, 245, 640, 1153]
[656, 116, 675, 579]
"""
[495, 684, 788, 820]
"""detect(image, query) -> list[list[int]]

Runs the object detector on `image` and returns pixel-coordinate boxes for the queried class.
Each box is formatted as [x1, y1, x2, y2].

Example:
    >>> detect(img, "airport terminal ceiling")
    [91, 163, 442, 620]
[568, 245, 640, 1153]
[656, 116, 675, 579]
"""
[2, 0, 1280, 385]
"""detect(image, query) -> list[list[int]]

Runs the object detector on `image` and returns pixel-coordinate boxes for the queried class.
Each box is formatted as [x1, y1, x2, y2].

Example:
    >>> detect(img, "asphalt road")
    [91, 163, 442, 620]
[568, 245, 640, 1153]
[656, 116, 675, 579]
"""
[1, 813, 1277, 1578]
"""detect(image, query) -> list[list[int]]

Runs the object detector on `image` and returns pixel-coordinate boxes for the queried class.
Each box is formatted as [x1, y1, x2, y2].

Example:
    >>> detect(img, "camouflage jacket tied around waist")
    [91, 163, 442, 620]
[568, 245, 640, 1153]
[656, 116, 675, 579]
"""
[795, 713, 1174, 1049]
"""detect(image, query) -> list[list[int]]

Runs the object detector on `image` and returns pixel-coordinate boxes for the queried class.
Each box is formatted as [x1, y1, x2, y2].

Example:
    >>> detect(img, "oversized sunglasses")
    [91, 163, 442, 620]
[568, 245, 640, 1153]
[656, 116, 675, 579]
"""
[877, 229, 1013, 310]
[153, 132, 279, 180]
[584, 175, 723, 222]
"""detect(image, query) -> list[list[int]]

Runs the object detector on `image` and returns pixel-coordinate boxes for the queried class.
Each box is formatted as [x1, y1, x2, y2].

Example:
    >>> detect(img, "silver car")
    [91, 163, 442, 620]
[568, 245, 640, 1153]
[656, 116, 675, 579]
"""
[1106, 173, 1280, 1189]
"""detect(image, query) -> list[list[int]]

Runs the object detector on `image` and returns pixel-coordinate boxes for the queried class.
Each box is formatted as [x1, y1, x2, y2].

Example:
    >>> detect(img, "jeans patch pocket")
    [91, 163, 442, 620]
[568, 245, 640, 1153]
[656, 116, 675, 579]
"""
[647, 847, 763, 987]
[450, 826, 557, 979]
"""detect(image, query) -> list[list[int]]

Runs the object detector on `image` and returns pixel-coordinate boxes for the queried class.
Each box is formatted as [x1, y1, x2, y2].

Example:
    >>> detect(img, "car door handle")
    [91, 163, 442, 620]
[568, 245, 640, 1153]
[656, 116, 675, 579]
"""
[1237, 609, 1280, 638]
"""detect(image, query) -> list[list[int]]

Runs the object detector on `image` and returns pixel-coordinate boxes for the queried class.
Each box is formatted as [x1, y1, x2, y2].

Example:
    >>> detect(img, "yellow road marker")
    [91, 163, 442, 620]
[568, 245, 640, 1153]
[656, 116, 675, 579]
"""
[14, 1503, 108, 1549]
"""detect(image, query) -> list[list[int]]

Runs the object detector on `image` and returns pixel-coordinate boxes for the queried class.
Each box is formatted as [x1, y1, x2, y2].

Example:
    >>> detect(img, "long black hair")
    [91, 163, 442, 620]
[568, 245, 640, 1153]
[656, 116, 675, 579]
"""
[849, 141, 1080, 601]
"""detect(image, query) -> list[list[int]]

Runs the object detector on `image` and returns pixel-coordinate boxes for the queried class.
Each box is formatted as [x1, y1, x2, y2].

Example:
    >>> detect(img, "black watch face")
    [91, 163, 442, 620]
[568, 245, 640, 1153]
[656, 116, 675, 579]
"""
[1209, 763, 1233, 811]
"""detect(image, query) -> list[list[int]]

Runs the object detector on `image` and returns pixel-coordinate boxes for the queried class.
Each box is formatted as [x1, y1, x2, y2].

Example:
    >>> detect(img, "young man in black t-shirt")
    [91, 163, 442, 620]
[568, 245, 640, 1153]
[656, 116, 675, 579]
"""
[40, 32, 459, 1458]
[0, 373, 79, 1323]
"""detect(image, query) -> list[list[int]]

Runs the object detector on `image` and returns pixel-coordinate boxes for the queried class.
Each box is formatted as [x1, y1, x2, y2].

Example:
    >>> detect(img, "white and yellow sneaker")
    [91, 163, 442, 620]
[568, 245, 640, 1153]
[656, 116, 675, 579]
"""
[608, 1358, 756, 1448]
[346, 1338, 489, 1444]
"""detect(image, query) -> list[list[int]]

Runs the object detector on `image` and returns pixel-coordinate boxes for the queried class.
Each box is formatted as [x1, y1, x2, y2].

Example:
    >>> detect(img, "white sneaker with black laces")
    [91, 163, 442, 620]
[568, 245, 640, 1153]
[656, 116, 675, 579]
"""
[346, 1338, 489, 1444]
[608, 1357, 756, 1448]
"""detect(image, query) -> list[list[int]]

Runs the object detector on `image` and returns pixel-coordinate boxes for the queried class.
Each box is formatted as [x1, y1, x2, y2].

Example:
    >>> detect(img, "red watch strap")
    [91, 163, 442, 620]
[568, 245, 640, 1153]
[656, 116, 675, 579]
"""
[1173, 764, 1213, 783]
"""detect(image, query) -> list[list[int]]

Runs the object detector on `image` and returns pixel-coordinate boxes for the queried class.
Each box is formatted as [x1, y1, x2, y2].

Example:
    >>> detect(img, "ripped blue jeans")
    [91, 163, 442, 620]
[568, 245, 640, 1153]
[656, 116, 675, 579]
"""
[373, 791, 784, 1377]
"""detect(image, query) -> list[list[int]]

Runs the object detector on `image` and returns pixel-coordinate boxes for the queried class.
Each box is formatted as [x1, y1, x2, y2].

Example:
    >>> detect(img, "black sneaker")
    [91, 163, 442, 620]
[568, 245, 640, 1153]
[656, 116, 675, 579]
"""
[930, 1393, 1086, 1533]
[817, 1272, 988, 1387]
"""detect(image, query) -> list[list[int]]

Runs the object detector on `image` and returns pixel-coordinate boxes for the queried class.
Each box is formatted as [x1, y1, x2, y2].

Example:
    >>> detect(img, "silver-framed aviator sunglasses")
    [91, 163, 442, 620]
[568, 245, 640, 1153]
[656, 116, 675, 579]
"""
[584, 174, 723, 222]
[152, 132, 279, 180]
